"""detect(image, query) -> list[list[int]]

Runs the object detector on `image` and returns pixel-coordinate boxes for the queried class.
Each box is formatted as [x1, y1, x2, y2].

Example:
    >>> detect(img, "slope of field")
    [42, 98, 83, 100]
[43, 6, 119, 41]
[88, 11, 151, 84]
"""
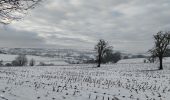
[0, 64, 170, 100]
[117, 58, 145, 64]
[118, 57, 170, 64]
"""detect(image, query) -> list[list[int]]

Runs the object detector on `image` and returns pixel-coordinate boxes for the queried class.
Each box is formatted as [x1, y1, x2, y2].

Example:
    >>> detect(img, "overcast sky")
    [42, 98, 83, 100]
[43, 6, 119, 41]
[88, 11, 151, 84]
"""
[0, 0, 170, 53]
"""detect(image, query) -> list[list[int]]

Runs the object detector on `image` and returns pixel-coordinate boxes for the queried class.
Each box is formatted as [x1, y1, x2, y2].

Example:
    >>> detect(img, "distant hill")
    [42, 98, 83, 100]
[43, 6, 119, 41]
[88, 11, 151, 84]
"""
[0, 48, 95, 64]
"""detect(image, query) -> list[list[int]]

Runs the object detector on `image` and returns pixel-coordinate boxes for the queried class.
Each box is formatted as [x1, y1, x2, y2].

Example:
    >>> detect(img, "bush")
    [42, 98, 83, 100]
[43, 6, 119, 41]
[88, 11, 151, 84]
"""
[38, 62, 46, 66]
[12, 55, 28, 66]
[102, 51, 121, 63]
[5, 63, 12, 66]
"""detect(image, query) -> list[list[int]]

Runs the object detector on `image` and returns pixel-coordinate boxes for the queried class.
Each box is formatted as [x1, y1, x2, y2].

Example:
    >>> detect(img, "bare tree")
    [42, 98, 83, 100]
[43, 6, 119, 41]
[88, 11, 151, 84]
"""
[95, 39, 112, 67]
[149, 31, 170, 70]
[12, 54, 28, 66]
[29, 58, 35, 66]
[0, 60, 3, 66]
[0, 0, 41, 24]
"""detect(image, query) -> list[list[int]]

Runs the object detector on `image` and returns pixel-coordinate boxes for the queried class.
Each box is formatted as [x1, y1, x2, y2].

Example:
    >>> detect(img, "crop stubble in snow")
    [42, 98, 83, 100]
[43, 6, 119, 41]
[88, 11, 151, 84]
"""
[0, 64, 170, 100]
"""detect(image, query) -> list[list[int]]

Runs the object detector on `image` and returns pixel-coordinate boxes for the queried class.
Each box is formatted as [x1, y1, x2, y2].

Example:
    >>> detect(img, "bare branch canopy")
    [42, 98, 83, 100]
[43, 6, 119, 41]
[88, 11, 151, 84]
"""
[0, 0, 41, 24]
[149, 31, 170, 70]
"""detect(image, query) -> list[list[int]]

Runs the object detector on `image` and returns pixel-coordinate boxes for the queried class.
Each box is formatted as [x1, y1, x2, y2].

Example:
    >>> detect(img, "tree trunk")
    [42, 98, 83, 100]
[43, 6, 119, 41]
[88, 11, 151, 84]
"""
[97, 56, 101, 67]
[159, 57, 163, 70]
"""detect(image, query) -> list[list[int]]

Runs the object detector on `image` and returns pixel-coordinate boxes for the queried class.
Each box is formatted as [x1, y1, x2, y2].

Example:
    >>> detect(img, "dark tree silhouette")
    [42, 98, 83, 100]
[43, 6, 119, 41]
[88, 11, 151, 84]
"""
[12, 54, 28, 66]
[0, 60, 3, 66]
[29, 58, 35, 66]
[149, 31, 170, 70]
[102, 49, 113, 63]
[112, 52, 121, 63]
[0, 0, 41, 24]
[95, 39, 112, 67]
[102, 50, 121, 63]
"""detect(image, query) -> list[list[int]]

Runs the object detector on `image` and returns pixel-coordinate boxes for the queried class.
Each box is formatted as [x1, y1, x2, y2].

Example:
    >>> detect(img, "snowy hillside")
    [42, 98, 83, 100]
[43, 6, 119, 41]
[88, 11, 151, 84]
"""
[0, 54, 68, 65]
[0, 48, 95, 64]
[118, 57, 170, 64]
[117, 58, 145, 64]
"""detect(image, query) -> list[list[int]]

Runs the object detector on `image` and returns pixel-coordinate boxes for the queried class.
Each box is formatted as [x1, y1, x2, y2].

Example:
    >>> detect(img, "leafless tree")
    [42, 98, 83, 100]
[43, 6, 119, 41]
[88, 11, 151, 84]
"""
[95, 39, 112, 67]
[29, 58, 35, 66]
[149, 31, 170, 70]
[0, 60, 3, 66]
[0, 0, 41, 24]
[12, 54, 28, 66]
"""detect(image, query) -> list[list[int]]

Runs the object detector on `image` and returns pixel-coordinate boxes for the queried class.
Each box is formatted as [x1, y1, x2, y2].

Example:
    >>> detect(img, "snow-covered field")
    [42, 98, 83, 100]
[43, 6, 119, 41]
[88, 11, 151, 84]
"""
[117, 58, 145, 64]
[118, 57, 170, 64]
[0, 64, 170, 100]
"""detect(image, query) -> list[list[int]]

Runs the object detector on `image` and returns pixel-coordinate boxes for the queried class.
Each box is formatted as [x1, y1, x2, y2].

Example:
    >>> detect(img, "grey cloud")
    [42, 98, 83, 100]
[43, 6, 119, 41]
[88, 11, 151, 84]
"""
[0, 27, 51, 48]
[1, 0, 169, 53]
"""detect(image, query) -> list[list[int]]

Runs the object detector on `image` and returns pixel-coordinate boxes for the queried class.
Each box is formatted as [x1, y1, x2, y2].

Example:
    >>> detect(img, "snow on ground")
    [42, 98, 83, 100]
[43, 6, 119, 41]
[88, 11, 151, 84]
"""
[118, 57, 170, 64]
[117, 58, 145, 64]
[0, 64, 170, 100]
